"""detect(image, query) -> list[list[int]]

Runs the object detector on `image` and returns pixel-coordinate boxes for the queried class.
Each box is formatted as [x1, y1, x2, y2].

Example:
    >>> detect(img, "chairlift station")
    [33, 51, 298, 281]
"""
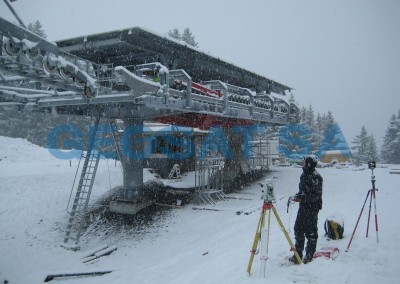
[0, 17, 299, 248]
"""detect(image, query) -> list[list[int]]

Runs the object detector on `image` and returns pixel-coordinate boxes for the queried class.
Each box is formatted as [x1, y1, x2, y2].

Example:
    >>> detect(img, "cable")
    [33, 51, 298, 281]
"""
[106, 159, 112, 191]
[66, 151, 84, 213]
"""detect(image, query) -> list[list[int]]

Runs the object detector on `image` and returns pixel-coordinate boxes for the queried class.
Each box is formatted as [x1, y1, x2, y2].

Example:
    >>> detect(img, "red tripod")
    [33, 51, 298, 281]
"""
[346, 162, 379, 252]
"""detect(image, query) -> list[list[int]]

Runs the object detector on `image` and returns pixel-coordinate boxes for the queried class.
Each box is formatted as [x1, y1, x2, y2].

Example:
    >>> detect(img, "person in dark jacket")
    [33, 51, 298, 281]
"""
[289, 155, 323, 264]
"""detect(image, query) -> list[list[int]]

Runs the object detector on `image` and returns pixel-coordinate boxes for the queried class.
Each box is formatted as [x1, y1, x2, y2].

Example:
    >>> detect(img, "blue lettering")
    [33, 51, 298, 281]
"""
[89, 124, 118, 159]
[121, 125, 152, 160]
[47, 124, 83, 159]
[161, 135, 194, 160]
[232, 125, 259, 159]
[278, 124, 312, 157]
[200, 126, 233, 159]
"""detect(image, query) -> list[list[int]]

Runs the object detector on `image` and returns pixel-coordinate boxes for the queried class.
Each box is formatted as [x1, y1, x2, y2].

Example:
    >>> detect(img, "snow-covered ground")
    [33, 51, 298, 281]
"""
[1, 136, 399, 284]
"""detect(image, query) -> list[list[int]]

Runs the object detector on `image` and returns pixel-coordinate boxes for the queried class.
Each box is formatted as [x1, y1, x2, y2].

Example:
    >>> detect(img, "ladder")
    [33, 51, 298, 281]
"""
[63, 116, 101, 249]
[168, 164, 182, 179]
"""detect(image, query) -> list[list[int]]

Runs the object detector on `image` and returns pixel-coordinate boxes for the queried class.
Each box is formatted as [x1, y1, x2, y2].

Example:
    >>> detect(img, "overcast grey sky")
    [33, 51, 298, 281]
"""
[1, 0, 399, 148]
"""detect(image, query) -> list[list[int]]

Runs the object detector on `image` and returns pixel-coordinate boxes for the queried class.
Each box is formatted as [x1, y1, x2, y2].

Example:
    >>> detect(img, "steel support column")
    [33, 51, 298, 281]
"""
[122, 118, 144, 201]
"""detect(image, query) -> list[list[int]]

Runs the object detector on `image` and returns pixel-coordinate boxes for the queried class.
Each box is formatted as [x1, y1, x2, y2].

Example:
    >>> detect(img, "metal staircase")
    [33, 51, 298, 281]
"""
[63, 116, 101, 249]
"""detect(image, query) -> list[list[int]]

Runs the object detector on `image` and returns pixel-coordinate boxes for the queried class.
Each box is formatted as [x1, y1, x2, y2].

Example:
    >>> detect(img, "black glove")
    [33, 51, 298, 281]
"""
[291, 193, 304, 202]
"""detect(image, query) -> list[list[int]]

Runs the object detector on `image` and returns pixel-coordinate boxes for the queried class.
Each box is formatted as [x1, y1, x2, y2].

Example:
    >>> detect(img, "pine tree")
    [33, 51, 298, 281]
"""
[299, 106, 307, 124]
[351, 126, 370, 164]
[304, 105, 315, 128]
[325, 111, 335, 126]
[168, 28, 181, 41]
[168, 27, 199, 47]
[298, 106, 343, 155]
[314, 113, 325, 150]
[27, 20, 47, 39]
[278, 123, 312, 159]
[181, 27, 198, 47]
[284, 104, 350, 160]
[381, 111, 400, 164]
[366, 134, 379, 162]
[300, 105, 317, 151]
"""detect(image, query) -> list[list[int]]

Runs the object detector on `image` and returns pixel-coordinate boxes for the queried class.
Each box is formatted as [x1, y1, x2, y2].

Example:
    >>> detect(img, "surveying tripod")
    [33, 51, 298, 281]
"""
[346, 161, 379, 252]
[247, 181, 302, 276]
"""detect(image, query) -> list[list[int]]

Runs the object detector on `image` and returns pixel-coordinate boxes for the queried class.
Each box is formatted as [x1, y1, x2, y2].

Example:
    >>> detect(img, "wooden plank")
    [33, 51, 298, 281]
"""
[44, 270, 112, 282]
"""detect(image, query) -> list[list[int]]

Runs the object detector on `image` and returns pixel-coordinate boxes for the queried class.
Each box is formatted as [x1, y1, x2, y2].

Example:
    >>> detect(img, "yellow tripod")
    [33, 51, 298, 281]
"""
[247, 201, 302, 275]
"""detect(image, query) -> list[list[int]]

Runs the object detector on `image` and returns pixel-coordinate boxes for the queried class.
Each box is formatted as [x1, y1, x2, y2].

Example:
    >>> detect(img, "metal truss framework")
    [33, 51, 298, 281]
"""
[0, 17, 299, 124]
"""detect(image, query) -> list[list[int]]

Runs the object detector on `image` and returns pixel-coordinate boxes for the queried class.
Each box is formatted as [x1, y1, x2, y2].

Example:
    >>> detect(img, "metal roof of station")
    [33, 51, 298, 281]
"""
[56, 27, 292, 94]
